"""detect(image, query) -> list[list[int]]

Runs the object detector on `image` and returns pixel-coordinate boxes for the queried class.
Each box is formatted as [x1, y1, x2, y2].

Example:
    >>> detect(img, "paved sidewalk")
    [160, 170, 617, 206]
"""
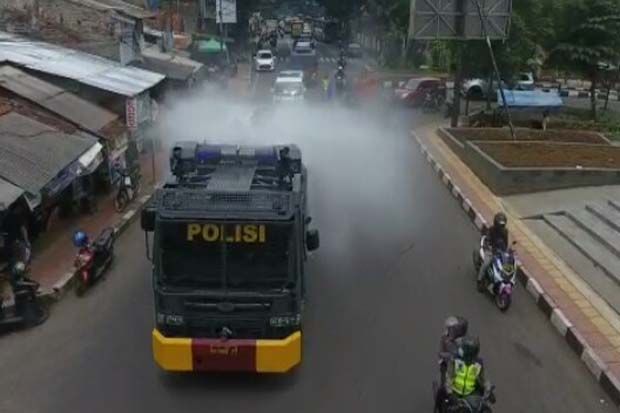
[412, 124, 620, 406]
[1, 150, 167, 306]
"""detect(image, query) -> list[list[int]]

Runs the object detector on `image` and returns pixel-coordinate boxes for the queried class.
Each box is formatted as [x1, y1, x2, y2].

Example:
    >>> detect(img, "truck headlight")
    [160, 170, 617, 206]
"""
[157, 313, 185, 326]
[269, 314, 301, 327]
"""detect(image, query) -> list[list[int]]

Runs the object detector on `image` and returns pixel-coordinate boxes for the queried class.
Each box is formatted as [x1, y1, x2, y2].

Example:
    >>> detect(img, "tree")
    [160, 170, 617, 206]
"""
[550, 0, 620, 119]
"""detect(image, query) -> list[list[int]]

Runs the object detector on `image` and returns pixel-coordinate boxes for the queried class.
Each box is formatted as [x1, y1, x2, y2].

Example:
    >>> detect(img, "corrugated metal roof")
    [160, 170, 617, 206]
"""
[0, 111, 97, 194]
[0, 65, 118, 132]
[0, 32, 165, 97]
[135, 45, 203, 81]
[74, 0, 157, 20]
[0, 176, 23, 211]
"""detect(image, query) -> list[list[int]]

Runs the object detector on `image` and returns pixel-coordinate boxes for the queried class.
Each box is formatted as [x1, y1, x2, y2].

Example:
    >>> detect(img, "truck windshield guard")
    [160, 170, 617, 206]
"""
[157, 220, 295, 290]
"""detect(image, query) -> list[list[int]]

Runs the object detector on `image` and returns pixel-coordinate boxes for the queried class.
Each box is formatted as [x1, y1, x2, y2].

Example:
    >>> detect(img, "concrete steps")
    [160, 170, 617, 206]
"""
[525, 218, 620, 313]
[567, 209, 620, 258]
[586, 201, 620, 234]
[543, 214, 620, 285]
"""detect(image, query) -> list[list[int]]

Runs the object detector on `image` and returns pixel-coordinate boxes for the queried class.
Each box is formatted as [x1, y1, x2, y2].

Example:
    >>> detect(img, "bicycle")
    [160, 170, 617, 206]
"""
[113, 170, 141, 213]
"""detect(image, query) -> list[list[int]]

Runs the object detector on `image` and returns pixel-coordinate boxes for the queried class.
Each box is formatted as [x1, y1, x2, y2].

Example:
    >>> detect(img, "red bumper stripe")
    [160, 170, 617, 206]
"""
[191, 338, 257, 372]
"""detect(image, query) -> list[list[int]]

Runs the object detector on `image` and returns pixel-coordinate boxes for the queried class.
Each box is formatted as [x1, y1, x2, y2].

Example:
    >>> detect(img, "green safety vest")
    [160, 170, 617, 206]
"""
[452, 359, 482, 396]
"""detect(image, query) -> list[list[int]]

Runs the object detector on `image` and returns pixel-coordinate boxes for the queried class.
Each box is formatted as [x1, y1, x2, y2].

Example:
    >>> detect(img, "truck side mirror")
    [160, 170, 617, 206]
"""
[306, 229, 319, 251]
[141, 208, 155, 232]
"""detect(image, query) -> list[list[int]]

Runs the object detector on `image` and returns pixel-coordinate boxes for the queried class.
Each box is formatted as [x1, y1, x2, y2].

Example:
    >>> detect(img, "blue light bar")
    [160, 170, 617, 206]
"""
[195, 144, 222, 164]
[195, 144, 280, 167]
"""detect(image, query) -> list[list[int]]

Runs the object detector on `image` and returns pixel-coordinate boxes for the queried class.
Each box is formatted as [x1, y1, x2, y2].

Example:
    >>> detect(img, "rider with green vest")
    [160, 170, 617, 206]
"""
[444, 336, 492, 405]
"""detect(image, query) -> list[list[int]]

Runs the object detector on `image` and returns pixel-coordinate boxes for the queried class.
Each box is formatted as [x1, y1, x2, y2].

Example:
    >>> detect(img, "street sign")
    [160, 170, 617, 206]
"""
[216, 0, 237, 24]
[409, 0, 512, 40]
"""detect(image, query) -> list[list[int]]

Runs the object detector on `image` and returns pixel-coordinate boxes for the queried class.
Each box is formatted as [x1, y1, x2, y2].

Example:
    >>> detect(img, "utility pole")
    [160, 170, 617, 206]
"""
[219, 0, 224, 52]
[450, 0, 467, 128]
[472, 0, 516, 139]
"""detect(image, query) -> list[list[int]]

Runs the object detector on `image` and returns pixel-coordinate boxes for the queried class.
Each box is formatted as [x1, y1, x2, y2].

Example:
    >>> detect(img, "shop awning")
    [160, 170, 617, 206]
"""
[196, 39, 227, 53]
[0, 112, 98, 200]
[0, 176, 23, 211]
[77, 142, 104, 175]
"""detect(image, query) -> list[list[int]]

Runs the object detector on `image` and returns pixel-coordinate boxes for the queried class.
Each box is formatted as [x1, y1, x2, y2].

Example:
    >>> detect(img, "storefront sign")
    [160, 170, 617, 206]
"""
[126, 98, 138, 130]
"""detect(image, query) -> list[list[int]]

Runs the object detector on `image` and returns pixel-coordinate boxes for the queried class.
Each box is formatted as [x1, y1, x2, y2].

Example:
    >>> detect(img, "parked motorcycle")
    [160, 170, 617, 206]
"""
[114, 169, 141, 213]
[473, 236, 517, 311]
[422, 90, 446, 113]
[433, 380, 497, 413]
[0, 260, 49, 333]
[72, 228, 115, 295]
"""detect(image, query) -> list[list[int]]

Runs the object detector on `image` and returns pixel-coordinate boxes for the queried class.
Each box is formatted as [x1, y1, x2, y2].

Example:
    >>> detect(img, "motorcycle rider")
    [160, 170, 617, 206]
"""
[73, 230, 90, 251]
[477, 212, 509, 290]
[440, 316, 469, 360]
[442, 336, 492, 409]
[435, 316, 469, 407]
[335, 66, 346, 95]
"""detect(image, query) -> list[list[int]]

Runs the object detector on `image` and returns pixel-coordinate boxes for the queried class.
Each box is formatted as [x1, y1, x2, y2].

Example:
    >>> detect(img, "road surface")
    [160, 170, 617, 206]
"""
[0, 44, 615, 413]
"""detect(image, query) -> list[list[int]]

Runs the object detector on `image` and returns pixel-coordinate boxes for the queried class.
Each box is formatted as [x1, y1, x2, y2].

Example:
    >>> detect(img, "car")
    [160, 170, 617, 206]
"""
[463, 75, 526, 99]
[289, 47, 318, 87]
[278, 70, 305, 82]
[347, 43, 363, 58]
[393, 77, 446, 106]
[254, 49, 276, 72]
[293, 39, 314, 52]
[272, 76, 306, 103]
[462, 78, 494, 100]
[515, 72, 535, 90]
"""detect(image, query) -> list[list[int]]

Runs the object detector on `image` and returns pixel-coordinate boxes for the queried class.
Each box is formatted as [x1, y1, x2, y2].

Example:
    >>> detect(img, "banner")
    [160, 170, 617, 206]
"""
[216, 0, 237, 24]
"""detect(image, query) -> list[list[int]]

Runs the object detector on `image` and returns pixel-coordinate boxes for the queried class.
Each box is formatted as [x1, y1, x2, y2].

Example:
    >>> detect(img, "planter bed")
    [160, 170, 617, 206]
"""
[447, 127, 608, 145]
[475, 142, 620, 168]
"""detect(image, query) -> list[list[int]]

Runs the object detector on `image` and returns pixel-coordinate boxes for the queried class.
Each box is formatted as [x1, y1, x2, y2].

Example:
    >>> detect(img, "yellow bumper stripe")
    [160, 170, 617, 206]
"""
[256, 331, 302, 373]
[152, 329, 193, 371]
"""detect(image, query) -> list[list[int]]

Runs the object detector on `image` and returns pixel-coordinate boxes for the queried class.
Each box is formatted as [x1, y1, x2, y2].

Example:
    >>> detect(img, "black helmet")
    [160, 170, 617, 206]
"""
[457, 336, 480, 363]
[444, 316, 468, 340]
[493, 212, 507, 228]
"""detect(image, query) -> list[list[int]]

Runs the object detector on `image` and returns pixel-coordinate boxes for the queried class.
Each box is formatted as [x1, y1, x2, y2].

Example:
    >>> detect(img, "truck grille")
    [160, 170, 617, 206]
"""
[188, 318, 265, 339]
[184, 299, 272, 315]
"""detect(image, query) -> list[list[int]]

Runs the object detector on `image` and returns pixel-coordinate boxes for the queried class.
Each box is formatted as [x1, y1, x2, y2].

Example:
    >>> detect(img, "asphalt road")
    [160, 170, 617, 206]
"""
[0, 50, 616, 413]
[251, 38, 366, 102]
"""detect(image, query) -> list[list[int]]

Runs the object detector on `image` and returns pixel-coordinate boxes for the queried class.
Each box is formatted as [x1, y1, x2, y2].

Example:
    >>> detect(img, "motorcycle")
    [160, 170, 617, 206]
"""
[0, 257, 48, 333]
[422, 90, 446, 113]
[114, 169, 141, 213]
[73, 228, 115, 295]
[433, 381, 496, 413]
[473, 236, 517, 311]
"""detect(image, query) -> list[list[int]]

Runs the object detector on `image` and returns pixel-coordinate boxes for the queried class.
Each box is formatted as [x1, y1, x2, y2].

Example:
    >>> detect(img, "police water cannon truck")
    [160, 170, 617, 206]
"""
[141, 142, 319, 373]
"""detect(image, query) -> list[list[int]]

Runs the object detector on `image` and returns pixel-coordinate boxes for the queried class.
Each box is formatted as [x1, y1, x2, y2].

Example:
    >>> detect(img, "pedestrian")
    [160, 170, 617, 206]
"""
[2, 202, 30, 265]
[322, 74, 329, 100]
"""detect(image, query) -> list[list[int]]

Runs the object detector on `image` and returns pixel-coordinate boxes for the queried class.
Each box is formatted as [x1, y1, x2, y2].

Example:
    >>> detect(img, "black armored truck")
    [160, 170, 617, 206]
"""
[141, 142, 319, 373]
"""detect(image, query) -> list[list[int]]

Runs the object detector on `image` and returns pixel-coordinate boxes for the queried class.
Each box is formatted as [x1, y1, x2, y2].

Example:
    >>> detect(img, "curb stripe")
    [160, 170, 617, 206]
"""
[551, 308, 572, 336]
[582, 347, 605, 380]
[410, 129, 620, 407]
[526, 277, 543, 301]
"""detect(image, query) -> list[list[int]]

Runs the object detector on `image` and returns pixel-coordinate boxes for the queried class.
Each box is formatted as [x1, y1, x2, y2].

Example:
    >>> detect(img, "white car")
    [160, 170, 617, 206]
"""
[278, 70, 304, 82]
[515, 72, 535, 90]
[272, 76, 306, 103]
[255, 50, 276, 72]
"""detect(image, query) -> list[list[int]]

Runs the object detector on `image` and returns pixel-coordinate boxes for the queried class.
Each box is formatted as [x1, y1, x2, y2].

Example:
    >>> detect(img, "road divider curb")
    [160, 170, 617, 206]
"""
[411, 129, 620, 407]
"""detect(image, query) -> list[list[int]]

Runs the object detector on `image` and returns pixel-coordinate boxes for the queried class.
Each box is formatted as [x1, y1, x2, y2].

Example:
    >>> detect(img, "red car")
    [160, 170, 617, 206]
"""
[393, 77, 446, 106]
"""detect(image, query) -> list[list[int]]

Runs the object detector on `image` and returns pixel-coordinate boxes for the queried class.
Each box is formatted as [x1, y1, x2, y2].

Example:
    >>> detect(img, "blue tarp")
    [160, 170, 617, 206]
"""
[498, 89, 564, 109]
